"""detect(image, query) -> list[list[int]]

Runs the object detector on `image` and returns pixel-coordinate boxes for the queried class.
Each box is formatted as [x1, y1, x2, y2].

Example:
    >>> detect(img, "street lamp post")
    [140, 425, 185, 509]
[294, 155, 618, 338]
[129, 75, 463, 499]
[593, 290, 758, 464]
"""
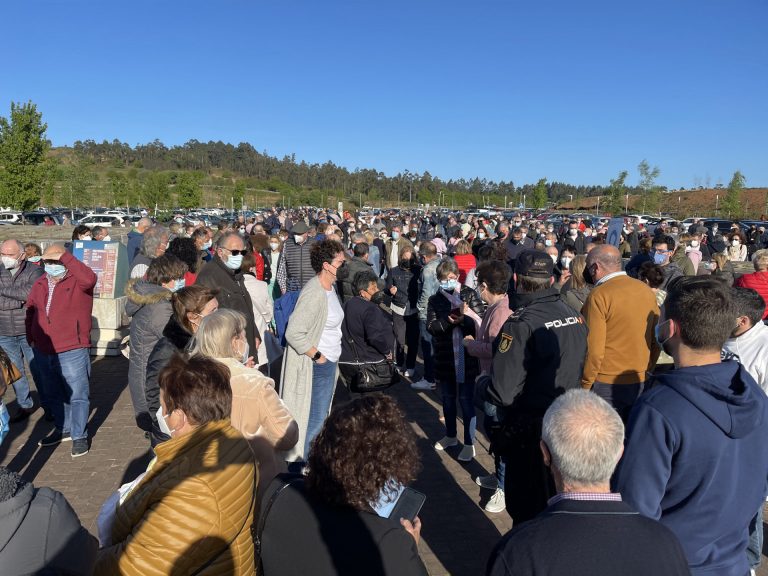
[596, 196, 601, 217]
[625, 194, 629, 213]
[716, 194, 719, 215]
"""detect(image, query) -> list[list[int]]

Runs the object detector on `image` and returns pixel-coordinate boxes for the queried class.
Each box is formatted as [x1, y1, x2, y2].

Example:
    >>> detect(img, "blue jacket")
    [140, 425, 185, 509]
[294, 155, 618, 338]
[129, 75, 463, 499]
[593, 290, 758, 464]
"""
[615, 361, 768, 576]
[126, 230, 143, 266]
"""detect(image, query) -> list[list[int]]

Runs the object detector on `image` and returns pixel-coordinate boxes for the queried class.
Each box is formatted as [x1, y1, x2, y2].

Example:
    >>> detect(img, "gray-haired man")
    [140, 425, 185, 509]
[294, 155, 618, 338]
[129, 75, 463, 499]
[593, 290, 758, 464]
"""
[487, 390, 689, 576]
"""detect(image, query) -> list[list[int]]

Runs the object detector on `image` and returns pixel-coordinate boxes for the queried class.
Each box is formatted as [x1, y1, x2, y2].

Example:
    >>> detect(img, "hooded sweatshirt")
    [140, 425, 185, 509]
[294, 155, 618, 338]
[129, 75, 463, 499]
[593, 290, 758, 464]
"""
[722, 321, 768, 393]
[615, 361, 768, 576]
[0, 467, 97, 575]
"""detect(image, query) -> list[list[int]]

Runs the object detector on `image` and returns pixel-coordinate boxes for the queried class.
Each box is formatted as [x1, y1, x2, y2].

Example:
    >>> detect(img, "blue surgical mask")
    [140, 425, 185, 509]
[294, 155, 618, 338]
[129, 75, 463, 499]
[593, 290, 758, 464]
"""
[225, 254, 243, 270]
[0, 401, 9, 446]
[653, 252, 667, 265]
[440, 279, 458, 291]
[391, 231, 400, 241]
[27, 256, 42, 263]
[171, 279, 185, 292]
[202, 240, 212, 251]
[44, 264, 66, 277]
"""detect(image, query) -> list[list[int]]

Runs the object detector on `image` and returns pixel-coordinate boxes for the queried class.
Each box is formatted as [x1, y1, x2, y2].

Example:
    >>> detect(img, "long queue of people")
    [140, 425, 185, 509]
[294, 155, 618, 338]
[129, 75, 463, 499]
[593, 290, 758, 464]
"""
[1, 206, 768, 575]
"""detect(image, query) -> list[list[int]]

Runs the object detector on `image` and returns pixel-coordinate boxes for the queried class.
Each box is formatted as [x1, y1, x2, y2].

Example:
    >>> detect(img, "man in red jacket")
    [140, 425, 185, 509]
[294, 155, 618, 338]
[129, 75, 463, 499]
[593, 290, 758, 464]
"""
[26, 244, 96, 458]
[735, 249, 768, 320]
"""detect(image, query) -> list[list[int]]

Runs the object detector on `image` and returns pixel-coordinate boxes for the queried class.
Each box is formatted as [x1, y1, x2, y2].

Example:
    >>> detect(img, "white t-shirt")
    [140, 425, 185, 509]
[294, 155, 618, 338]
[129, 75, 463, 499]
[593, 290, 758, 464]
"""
[317, 288, 344, 362]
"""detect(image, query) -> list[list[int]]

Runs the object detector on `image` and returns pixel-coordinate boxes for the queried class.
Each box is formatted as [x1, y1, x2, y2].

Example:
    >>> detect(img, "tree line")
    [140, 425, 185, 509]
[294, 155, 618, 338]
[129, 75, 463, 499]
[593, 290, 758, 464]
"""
[0, 101, 750, 216]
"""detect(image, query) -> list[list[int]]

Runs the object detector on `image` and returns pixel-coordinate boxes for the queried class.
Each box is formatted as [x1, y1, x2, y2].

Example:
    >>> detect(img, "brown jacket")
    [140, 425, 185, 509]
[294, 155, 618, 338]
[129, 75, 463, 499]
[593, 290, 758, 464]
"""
[217, 357, 299, 495]
[581, 273, 660, 387]
[94, 421, 256, 576]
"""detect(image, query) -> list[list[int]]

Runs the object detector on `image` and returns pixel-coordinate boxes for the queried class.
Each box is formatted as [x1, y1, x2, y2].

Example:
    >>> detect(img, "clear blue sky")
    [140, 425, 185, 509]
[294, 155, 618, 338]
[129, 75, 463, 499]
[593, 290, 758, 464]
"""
[2, 0, 766, 189]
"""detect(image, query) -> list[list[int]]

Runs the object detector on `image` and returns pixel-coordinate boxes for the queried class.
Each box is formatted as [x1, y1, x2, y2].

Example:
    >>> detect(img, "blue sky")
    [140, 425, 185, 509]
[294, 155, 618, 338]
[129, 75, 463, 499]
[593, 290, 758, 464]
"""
[2, 0, 766, 188]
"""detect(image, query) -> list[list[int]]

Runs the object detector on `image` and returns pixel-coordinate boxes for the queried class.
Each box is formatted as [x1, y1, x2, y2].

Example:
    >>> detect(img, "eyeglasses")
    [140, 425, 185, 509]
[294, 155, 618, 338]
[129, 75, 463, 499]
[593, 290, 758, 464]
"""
[221, 247, 247, 256]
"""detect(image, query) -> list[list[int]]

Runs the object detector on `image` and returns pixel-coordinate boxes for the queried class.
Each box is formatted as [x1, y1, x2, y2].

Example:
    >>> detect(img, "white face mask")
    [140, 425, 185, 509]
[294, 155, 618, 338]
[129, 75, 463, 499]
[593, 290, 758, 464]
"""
[690, 240, 700, 248]
[237, 338, 249, 364]
[103, 235, 111, 242]
[156, 406, 176, 437]
[270, 242, 279, 251]
[732, 240, 741, 247]
[561, 257, 572, 269]
[569, 230, 578, 237]
[294, 235, 304, 244]
[1, 256, 19, 270]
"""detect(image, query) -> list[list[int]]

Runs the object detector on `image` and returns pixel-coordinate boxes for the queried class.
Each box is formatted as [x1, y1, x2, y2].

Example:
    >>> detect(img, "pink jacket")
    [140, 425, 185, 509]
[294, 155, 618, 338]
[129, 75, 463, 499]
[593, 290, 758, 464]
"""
[464, 296, 512, 374]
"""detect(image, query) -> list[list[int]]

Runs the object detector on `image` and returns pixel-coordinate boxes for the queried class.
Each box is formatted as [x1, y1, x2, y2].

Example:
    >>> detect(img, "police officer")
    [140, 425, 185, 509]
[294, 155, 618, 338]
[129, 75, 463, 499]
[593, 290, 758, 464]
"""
[482, 249, 587, 524]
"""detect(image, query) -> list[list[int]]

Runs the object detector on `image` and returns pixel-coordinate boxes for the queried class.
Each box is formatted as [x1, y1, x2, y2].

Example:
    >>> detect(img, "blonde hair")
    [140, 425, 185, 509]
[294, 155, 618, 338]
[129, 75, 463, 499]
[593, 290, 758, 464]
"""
[189, 309, 246, 360]
[753, 249, 768, 272]
[455, 239, 472, 255]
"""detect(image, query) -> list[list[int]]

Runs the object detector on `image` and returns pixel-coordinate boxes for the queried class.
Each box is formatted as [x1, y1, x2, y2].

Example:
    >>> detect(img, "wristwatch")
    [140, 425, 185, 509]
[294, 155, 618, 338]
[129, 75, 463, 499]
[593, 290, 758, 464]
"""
[312, 351, 322, 362]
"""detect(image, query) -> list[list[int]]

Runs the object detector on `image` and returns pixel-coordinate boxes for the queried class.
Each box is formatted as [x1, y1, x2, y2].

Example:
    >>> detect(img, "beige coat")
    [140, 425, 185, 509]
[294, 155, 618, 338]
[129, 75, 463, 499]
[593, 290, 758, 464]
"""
[280, 275, 339, 462]
[216, 357, 299, 494]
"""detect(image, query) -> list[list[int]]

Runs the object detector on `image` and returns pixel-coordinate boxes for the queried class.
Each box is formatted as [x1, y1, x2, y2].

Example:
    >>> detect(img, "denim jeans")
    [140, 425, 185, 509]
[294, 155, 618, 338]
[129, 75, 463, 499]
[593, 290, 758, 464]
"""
[32, 348, 91, 441]
[304, 360, 338, 458]
[442, 379, 476, 445]
[0, 334, 35, 409]
[419, 320, 435, 383]
[483, 402, 506, 487]
[747, 503, 763, 569]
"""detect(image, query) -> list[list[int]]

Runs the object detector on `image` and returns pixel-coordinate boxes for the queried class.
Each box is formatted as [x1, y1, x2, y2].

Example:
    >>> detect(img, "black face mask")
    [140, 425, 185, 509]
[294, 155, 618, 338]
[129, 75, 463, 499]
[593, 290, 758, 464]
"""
[399, 258, 412, 270]
[370, 290, 385, 305]
[335, 263, 349, 280]
[582, 266, 594, 286]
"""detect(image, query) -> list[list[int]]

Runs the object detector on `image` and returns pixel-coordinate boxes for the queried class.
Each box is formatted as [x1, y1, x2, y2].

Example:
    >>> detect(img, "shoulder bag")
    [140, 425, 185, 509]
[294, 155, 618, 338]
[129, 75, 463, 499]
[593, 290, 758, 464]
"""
[341, 312, 400, 393]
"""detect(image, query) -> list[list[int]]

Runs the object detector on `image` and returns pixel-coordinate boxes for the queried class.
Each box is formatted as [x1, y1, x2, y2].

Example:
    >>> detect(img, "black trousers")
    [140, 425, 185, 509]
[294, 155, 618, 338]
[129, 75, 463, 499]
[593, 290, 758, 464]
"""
[501, 414, 556, 525]
[393, 313, 419, 369]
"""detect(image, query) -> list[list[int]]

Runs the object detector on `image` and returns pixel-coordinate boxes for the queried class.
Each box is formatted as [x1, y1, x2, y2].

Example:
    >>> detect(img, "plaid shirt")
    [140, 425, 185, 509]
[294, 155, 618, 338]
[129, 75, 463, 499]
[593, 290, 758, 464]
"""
[547, 492, 622, 506]
[45, 274, 59, 316]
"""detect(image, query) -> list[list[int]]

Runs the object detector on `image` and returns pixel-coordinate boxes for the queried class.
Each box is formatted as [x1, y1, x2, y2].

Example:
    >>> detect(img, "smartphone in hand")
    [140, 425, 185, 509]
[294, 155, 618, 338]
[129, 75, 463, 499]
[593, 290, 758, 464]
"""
[389, 487, 426, 523]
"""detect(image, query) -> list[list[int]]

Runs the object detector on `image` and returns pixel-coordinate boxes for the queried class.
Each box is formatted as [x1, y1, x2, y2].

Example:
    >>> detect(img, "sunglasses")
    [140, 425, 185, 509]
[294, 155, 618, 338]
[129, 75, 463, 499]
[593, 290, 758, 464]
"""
[221, 247, 248, 256]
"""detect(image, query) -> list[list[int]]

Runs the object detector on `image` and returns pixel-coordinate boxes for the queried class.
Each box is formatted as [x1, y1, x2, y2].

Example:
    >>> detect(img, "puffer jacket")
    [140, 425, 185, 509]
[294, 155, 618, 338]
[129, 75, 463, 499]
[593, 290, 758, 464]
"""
[0, 466, 97, 575]
[26, 251, 97, 355]
[386, 262, 422, 316]
[427, 289, 479, 385]
[0, 260, 44, 336]
[216, 357, 299, 496]
[94, 421, 257, 576]
[145, 315, 193, 446]
[125, 279, 173, 427]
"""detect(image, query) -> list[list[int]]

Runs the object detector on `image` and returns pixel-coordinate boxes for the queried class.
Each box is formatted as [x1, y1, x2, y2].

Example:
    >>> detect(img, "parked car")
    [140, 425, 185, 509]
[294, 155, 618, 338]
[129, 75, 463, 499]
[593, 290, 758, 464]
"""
[0, 212, 23, 225]
[22, 212, 62, 226]
[78, 214, 126, 228]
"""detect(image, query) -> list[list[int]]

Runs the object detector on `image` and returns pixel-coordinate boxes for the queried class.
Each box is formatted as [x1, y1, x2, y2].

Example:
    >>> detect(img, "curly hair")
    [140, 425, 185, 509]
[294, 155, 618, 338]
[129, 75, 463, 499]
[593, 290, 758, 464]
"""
[168, 237, 200, 273]
[310, 239, 344, 273]
[306, 395, 420, 511]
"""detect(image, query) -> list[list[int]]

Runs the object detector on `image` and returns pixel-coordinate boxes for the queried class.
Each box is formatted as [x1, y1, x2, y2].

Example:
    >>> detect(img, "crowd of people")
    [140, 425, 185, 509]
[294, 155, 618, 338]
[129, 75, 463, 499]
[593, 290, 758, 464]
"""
[0, 206, 768, 575]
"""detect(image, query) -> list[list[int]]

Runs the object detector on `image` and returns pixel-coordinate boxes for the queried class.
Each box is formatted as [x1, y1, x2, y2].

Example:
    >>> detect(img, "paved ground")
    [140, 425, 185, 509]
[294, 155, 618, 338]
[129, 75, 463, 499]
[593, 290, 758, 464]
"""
[1, 355, 511, 575]
[2, 355, 766, 575]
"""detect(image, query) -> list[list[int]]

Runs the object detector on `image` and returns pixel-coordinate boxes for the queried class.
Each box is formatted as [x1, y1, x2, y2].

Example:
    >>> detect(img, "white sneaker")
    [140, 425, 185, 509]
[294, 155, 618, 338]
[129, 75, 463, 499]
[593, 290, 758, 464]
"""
[411, 379, 435, 391]
[475, 474, 498, 490]
[404, 369, 416, 379]
[434, 436, 458, 451]
[484, 488, 506, 513]
[458, 444, 476, 461]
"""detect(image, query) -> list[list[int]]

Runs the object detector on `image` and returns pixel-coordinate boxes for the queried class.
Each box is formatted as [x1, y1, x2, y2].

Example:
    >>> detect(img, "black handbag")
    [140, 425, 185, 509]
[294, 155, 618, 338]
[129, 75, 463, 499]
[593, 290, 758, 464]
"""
[341, 315, 400, 393]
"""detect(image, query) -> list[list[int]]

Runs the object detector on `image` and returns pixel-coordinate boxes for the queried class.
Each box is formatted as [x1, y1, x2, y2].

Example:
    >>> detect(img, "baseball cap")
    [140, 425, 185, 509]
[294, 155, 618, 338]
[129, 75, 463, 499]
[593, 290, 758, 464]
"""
[515, 249, 553, 279]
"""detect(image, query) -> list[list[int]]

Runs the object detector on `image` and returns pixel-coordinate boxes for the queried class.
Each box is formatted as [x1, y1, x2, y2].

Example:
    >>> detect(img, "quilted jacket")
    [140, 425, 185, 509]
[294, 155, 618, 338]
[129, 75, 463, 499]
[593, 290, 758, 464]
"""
[94, 420, 257, 576]
[0, 260, 44, 336]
